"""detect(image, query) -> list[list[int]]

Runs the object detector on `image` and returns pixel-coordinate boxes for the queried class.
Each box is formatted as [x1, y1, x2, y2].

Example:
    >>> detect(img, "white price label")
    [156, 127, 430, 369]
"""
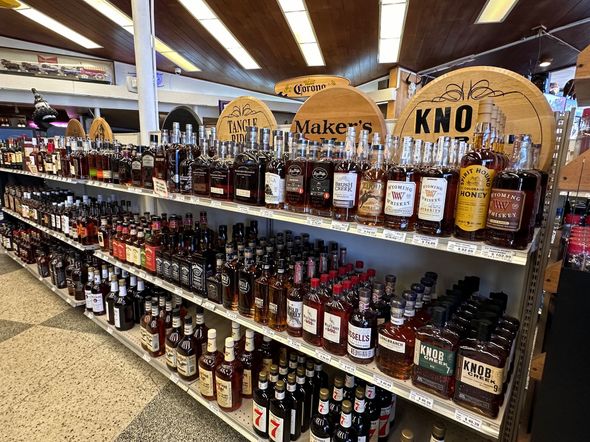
[203, 301, 217, 311]
[106, 326, 114, 335]
[264, 327, 276, 337]
[411, 234, 439, 248]
[174, 287, 183, 296]
[105, 183, 114, 189]
[138, 271, 147, 279]
[226, 312, 238, 320]
[66, 298, 73, 305]
[315, 350, 332, 364]
[210, 200, 222, 208]
[480, 245, 514, 263]
[357, 225, 378, 236]
[87, 312, 94, 319]
[286, 338, 302, 350]
[143, 353, 151, 363]
[447, 241, 478, 255]
[237, 205, 251, 214]
[38, 276, 43, 281]
[454, 409, 483, 430]
[192, 296, 203, 305]
[307, 216, 324, 227]
[409, 390, 434, 409]
[331, 220, 350, 232]
[373, 374, 393, 390]
[169, 373, 180, 384]
[51, 287, 56, 292]
[339, 361, 356, 374]
[208, 403, 220, 415]
[382, 229, 407, 242]
[260, 209, 274, 218]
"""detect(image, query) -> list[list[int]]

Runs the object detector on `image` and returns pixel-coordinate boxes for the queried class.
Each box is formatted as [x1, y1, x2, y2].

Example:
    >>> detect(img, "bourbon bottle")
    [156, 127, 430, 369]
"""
[285, 138, 309, 213]
[165, 309, 183, 371]
[238, 248, 259, 318]
[176, 316, 199, 381]
[146, 301, 165, 357]
[216, 337, 243, 411]
[239, 329, 257, 399]
[323, 284, 349, 356]
[265, 133, 286, 209]
[308, 139, 335, 217]
[303, 278, 324, 347]
[254, 256, 272, 325]
[209, 141, 234, 200]
[234, 126, 265, 205]
[377, 298, 415, 380]
[199, 328, 222, 400]
[268, 259, 291, 332]
[286, 260, 305, 337]
[333, 128, 361, 221]
[357, 144, 386, 225]
[347, 288, 377, 364]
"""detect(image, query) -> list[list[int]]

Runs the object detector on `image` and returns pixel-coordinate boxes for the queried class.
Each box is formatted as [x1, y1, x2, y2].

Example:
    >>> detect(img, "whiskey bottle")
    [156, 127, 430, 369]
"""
[113, 278, 134, 331]
[91, 269, 107, 315]
[347, 288, 377, 364]
[239, 329, 257, 399]
[179, 125, 196, 194]
[286, 260, 305, 337]
[486, 134, 540, 249]
[455, 98, 502, 240]
[286, 372, 303, 440]
[131, 147, 142, 187]
[310, 388, 332, 442]
[176, 316, 199, 381]
[265, 133, 286, 209]
[269, 364, 280, 392]
[231, 321, 246, 359]
[146, 301, 165, 357]
[141, 136, 156, 189]
[140, 299, 152, 351]
[216, 337, 243, 411]
[193, 311, 209, 354]
[285, 138, 309, 213]
[234, 126, 265, 205]
[105, 274, 118, 325]
[333, 131, 361, 222]
[323, 284, 349, 356]
[209, 141, 234, 200]
[191, 137, 211, 196]
[412, 306, 459, 399]
[377, 389, 395, 442]
[153, 132, 168, 181]
[254, 256, 272, 325]
[357, 144, 386, 225]
[199, 328, 222, 400]
[302, 360, 315, 432]
[253, 371, 271, 438]
[259, 335, 274, 373]
[239, 248, 259, 318]
[84, 267, 95, 312]
[351, 386, 370, 441]
[365, 384, 380, 441]
[268, 259, 291, 332]
[333, 400, 357, 442]
[308, 139, 335, 217]
[328, 375, 345, 427]
[206, 253, 225, 304]
[376, 298, 415, 380]
[165, 309, 183, 371]
[295, 366, 309, 433]
[221, 247, 239, 311]
[166, 122, 183, 193]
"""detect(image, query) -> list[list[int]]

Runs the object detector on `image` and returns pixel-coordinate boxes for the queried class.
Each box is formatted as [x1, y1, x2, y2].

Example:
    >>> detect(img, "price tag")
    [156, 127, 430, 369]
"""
[382, 229, 407, 242]
[142, 353, 151, 363]
[106, 326, 114, 335]
[210, 200, 222, 208]
[411, 234, 439, 248]
[454, 409, 483, 430]
[226, 312, 238, 321]
[138, 270, 147, 279]
[286, 338, 302, 350]
[87, 312, 94, 319]
[315, 350, 332, 364]
[480, 245, 514, 263]
[339, 361, 356, 374]
[264, 327, 276, 337]
[260, 209, 274, 218]
[174, 287, 183, 296]
[105, 183, 114, 189]
[373, 374, 393, 390]
[306, 216, 324, 227]
[169, 373, 180, 384]
[203, 301, 217, 311]
[236, 204, 250, 214]
[208, 402, 220, 415]
[38, 276, 43, 281]
[447, 241, 478, 255]
[331, 220, 350, 232]
[409, 390, 434, 409]
[357, 225, 378, 236]
[152, 178, 169, 197]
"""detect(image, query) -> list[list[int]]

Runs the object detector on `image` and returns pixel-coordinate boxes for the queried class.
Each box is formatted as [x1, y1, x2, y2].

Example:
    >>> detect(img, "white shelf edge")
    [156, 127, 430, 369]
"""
[93, 249, 507, 439]
[0, 167, 532, 266]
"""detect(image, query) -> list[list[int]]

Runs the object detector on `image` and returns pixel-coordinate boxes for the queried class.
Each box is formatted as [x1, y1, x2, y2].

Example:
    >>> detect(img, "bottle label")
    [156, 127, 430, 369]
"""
[378, 333, 406, 353]
[290, 408, 297, 435]
[252, 401, 267, 432]
[142, 155, 154, 168]
[347, 344, 375, 359]
[211, 186, 224, 195]
[149, 332, 160, 352]
[207, 280, 220, 303]
[348, 323, 372, 349]
[177, 353, 197, 377]
[145, 245, 159, 273]
[302, 304, 318, 334]
[418, 177, 447, 222]
[170, 262, 180, 282]
[333, 172, 358, 208]
[242, 368, 252, 396]
[378, 405, 392, 437]
[98, 232, 105, 248]
[340, 411, 352, 428]
[133, 246, 141, 267]
[92, 293, 104, 314]
[125, 244, 132, 262]
[286, 165, 304, 194]
[323, 312, 342, 343]
[456, 165, 495, 231]
[85, 289, 93, 310]
[114, 307, 121, 328]
[357, 180, 385, 216]
[199, 369, 214, 397]
[369, 418, 379, 440]
[191, 262, 205, 293]
[486, 189, 526, 231]
[265, 172, 285, 204]
[384, 181, 416, 217]
[165, 343, 177, 368]
[456, 355, 504, 394]
[287, 299, 303, 329]
[309, 166, 331, 201]
[268, 410, 284, 442]
[236, 188, 251, 198]
[413, 338, 455, 376]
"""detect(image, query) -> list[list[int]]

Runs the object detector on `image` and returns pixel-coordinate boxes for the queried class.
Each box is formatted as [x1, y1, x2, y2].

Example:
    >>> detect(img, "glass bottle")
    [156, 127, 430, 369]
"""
[347, 288, 377, 364]
[285, 138, 309, 213]
[333, 128, 361, 221]
[105, 274, 118, 325]
[131, 147, 143, 187]
[303, 278, 324, 347]
[286, 260, 304, 337]
[221, 248, 239, 311]
[209, 141, 234, 200]
[234, 126, 265, 205]
[166, 122, 183, 193]
[268, 259, 291, 332]
[254, 256, 272, 325]
[365, 384, 380, 441]
[239, 248, 259, 318]
[323, 283, 349, 356]
[328, 375, 345, 427]
[357, 144, 386, 225]
[113, 278, 134, 331]
[253, 371, 271, 438]
[174, 316, 199, 381]
[259, 335, 274, 373]
[206, 253, 225, 304]
[165, 309, 183, 372]
[377, 388, 395, 442]
[216, 337, 243, 412]
[91, 270, 106, 315]
[141, 136, 156, 189]
[146, 301, 166, 357]
[193, 311, 209, 354]
[239, 329, 257, 399]
[265, 133, 286, 209]
[269, 380, 292, 442]
[377, 298, 415, 380]
[199, 329, 223, 400]
[191, 138, 211, 196]
[310, 388, 332, 441]
[333, 400, 356, 442]
[308, 139, 335, 217]
[84, 268, 95, 312]
[179, 134, 196, 194]
[351, 386, 370, 442]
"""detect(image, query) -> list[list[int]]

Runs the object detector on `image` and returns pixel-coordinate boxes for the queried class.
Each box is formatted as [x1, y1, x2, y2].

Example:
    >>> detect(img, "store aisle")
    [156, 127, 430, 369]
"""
[0, 253, 246, 442]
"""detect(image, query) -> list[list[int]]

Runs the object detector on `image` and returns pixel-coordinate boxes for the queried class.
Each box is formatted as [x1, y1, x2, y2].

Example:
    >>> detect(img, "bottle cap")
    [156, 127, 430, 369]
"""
[287, 373, 296, 384]
[355, 386, 365, 399]
[296, 366, 305, 377]
[475, 319, 494, 341]
[341, 400, 352, 414]
[208, 329, 216, 339]
[431, 306, 447, 327]
[270, 364, 279, 374]
[258, 371, 268, 382]
[431, 422, 446, 439]
[275, 380, 285, 391]
[334, 375, 344, 387]
[319, 388, 330, 400]
[401, 429, 415, 442]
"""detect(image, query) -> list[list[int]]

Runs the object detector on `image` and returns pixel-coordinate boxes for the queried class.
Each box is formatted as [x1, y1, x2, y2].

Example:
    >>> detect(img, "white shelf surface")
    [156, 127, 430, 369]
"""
[0, 167, 536, 265]
[2, 249, 86, 307]
[1, 208, 99, 251]
[94, 249, 509, 439]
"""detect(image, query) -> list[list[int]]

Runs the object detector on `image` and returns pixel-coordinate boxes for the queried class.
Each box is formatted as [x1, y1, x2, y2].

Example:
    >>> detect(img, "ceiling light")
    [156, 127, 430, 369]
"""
[83, 0, 201, 71]
[277, 0, 325, 66]
[15, 2, 101, 49]
[475, 0, 519, 24]
[378, 0, 408, 63]
[178, 0, 260, 69]
[539, 58, 553, 67]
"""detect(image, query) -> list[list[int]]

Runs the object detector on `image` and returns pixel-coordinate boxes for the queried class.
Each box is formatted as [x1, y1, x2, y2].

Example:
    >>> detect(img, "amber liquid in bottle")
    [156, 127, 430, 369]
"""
[268, 259, 291, 332]
[323, 284, 350, 356]
[285, 139, 309, 212]
[198, 329, 223, 400]
[253, 257, 272, 325]
[308, 140, 334, 217]
[215, 337, 243, 411]
[239, 329, 257, 399]
[165, 310, 183, 371]
[356, 144, 386, 226]
[146, 302, 166, 357]
[175, 316, 200, 381]
[376, 298, 415, 379]
[333, 129, 361, 222]
[238, 249, 259, 318]
[347, 288, 377, 364]
[302, 277, 324, 346]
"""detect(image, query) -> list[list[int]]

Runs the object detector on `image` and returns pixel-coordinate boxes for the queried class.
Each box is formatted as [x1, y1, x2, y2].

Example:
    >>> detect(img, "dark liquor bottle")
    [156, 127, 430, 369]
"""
[323, 283, 349, 356]
[486, 134, 540, 249]
[154, 131, 168, 181]
[328, 375, 345, 427]
[141, 135, 156, 189]
[285, 138, 309, 212]
[193, 311, 209, 354]
[179, 125, 196, 194]
[265, 132, 286, 209]
[221, 247, 239, 311]
[308, 139, 334, 217]
[294, 366, 308, 433]
[166, 122, 183, 193]
[131, 147, 142, 187]
[347, 288, 377, 364]
[146, 301, 165, 357]
[216, 337, 243, 411]
[105, 274, 118, 325]
[377, 389, 395, 442]
[192, 138, 211, 196]
[206, 253, 225, 304]
[333, 128, 361, 221]
[351, 386, 370, 442]
[165, 309, 183, 372]
[286, 260, 304, 337]
[91, 270, 107, 316]
[209, 141, 234, 200]
[254, 256, 272, 325]
[118, 148, 132, 185]
[268, 259, 291, 332]
[365, 384, 380, 441]
[412, 306, 459, 399]
[384, 136, 421, 230]
[285, 372, 303, 441]
[303, 278, 324, 347]
[234, 126, 265, 205]
[377, 298, 415, 380]
[309, 388, 332, 442]
[140, 299, 152, 351]
[176, 316, 199, 381]
[343, 373, 355, 402]
[239, 248, 259, 318]
[269, 380, 292, 442]
[259, 336, 274, 374]
[199, 329, 223, 400]
[239, 329, 257, 399]
[253, 371, 271, 438]
[303, 360, 315, 433]
[113, 279, 134, 331]
[333, 400, 357, 442]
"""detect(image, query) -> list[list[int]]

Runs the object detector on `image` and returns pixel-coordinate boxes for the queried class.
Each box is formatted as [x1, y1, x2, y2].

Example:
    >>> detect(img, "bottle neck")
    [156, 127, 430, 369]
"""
[207, 337, 217, 353]
[224, 343, 235, 362]
[354, 397, 366, 413]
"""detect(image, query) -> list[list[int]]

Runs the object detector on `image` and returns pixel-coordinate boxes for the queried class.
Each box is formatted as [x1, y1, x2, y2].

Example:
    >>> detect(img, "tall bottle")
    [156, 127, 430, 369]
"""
[265, 132, 286, 209]
[239, 248, 259, 318]
[239, 329, 257, 399]
[308, 139, 335, 217]
[455, 98, 503, 240]
[351, 386, 370, 442]
[286, 372, 303, 441]
[166, 122, 183, 193]
[347, 288, 377, 364]
[216, 337, 243, 411]
[285, 138, 309, 213]
[357, 144, 386, 225]
[323, 283, 350, 356]
[286, 260, 304, 337]
[113, 278, 134, 331]
[165, 309, 183, 372]
[209, 141, 234, 200]
[199, 329, 223, 400]
[333, 129, 361, 221]
[268, 259, 291, 331]
[303, 278, 324, 347]
[309, 388, 332, 442]
[269, 380, 292, 442]
[146, 301, 165, 357]
[141, 135, 157, 189]
[176, 316, 199, 381]
[333, 400, 357, 442]
[234, 126, 265, 205]
[253, 371, 271, 438]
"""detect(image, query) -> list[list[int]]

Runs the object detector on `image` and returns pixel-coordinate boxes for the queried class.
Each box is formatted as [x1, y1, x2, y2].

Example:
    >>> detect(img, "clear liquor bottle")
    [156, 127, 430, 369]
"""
[357, 144, 386, 225]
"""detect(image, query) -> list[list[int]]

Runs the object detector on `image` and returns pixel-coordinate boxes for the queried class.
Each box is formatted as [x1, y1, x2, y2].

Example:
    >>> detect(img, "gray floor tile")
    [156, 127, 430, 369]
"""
[0, 253, 21, 276]
[40, 307, 107, 336]
[115, 382, 247, 442]
[0, 319, 33, 343]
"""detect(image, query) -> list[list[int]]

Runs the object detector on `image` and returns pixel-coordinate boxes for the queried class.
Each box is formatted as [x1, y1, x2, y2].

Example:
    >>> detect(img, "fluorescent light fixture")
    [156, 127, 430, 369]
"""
[15, 2, 101, 49]
[82, 0, 201, 71]
[475, 0, 519, 24]
[277, 0, 325, 66]
[539, 59, 552, 67]
[378, 0, 408, 63]
[178, 0, 261, 69]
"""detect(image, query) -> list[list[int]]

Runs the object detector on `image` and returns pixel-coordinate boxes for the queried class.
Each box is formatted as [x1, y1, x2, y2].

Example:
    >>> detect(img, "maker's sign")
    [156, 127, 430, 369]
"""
[275, 75, 351, 98]
[216, 96, 277, 143]
[290, 86, 387, 142]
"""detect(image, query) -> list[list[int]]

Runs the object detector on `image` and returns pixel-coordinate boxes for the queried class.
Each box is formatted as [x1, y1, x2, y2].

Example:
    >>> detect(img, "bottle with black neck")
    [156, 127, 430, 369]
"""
[165, 309, 183, 372]
[333, 400, 356, 442]
[329, 375, 345, 427]
[365, 384, 380, 441]
[351, 386, 370, 442]
[286, 372, 303, 441]
[303, 360, 315, 433]
[113, 278, 134, 331]
[295, 366, 308, 433]
[199, 329, 222, 400]
[105, 274, 118, 325]
[166, 122, 183, 193]
[176, 316, 199, 381]
[253, 371, 271, 438]
[265, 132, 286, 210]
[269, 380, 292, 442]
[234, 126, 265, 205]
[215, 337, 243, 411]
[310, 388, 332, 442]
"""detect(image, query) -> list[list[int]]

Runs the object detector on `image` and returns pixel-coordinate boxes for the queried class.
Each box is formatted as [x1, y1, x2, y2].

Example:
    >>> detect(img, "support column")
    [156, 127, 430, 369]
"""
[94, 107, 101, 118]
[131, 0, 159, 145]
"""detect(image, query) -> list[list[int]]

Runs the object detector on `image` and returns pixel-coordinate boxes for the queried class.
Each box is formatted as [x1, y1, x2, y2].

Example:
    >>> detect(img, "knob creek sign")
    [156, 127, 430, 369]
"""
[290, 86, 387, 142]
[275, 75, 351, 98]
[216, 96, 278, 143]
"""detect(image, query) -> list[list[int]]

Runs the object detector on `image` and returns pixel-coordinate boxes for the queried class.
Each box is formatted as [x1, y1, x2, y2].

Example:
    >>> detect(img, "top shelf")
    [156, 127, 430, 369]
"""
[0, 167, 537, 265]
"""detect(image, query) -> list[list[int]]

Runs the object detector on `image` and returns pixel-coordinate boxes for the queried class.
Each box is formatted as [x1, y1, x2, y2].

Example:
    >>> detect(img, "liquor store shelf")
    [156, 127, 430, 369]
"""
[93, 249, 509, 439]
[0, 167, 535, 266]
[2, 249, 86, 307]
[1, 208, 99, 251]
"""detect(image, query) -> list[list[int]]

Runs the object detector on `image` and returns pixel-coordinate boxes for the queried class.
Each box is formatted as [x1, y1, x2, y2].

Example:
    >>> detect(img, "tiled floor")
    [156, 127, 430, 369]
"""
[0, 253, 246, 442]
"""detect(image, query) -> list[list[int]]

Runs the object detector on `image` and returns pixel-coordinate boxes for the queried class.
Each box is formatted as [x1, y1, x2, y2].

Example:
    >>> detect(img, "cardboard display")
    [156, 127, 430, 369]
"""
[88, 117, 113, 142]
[65, 119, 86, 138]
[216, 96, 277, 143]
[275, 75, 351, 98]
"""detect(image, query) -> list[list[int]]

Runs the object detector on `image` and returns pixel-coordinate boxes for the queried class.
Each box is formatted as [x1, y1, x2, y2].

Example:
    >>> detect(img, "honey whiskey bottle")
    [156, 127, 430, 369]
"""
[216, 337, 243, 412]
[198, 329, 222, 400]
[176, 316, 199, 381]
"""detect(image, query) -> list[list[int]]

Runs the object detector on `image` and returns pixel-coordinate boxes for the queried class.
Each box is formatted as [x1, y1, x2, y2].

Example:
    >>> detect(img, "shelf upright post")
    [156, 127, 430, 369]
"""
[130, 0, 160, 146]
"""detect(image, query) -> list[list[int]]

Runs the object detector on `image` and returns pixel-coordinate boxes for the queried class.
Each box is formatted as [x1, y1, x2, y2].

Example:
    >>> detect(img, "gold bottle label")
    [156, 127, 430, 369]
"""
[357, 180, 385, 216]
[216, 377, 233, 408]
[199, 369, 214, 397]
[243, 369, 252, 396]
[456, 165, 495, 231]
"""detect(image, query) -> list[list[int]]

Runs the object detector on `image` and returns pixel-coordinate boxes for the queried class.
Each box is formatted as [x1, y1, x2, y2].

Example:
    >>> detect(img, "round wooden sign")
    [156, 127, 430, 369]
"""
[216, 96, 277, 143]
[394, 66, 556, 171]
[65, 119, 85, 138]
[275, 75, 351, 98]
[290, 86, 387, 142]
[88, 117, 113, 142]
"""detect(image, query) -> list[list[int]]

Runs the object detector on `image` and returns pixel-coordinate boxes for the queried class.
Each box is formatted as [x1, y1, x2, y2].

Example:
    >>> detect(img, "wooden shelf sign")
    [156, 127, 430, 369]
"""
[216, 96, 277, 143]
[558, 148, 590, 192]
[88, 117, 113, 142]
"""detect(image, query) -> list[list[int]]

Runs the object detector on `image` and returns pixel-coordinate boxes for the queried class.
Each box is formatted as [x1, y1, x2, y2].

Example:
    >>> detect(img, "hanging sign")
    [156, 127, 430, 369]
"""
[216, 96, 277, 143]
[394, 66, 556, 171]
[290, 86, 387, 142]
[275, 75, 350, 98]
